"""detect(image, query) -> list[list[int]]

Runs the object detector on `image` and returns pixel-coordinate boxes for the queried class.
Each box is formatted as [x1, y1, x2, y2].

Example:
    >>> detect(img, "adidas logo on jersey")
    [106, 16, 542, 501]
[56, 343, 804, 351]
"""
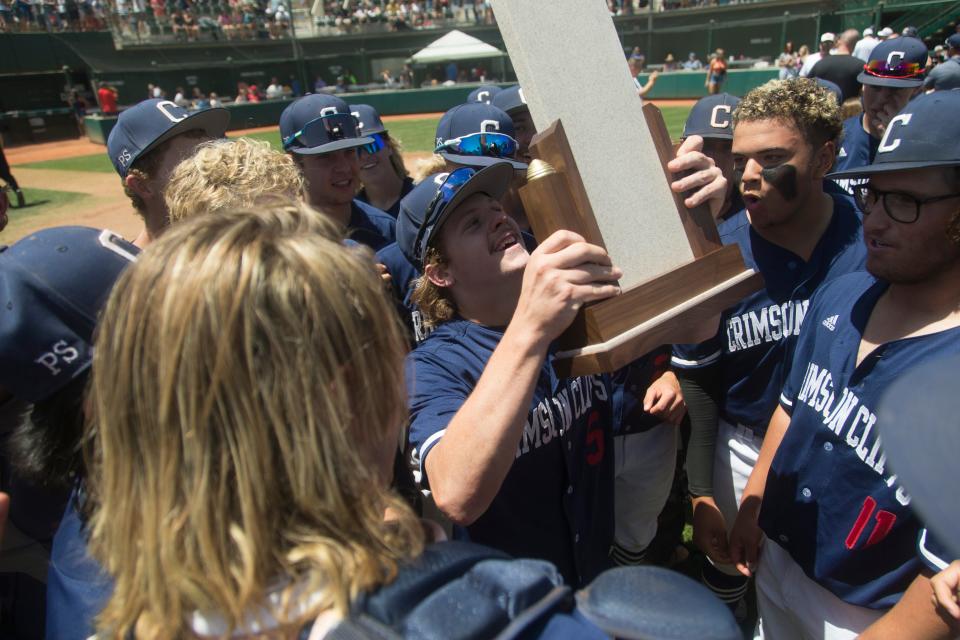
[838, 147, 848, 158]
[822, 315, 839, 331]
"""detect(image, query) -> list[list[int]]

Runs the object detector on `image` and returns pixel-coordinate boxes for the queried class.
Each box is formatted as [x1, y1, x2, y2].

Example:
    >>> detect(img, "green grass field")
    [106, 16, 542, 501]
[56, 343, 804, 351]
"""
[19, 106, 693, 173]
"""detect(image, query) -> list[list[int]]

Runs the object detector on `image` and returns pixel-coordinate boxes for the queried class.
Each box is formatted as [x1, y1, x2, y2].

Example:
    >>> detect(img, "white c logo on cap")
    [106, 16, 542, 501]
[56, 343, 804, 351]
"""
[476, 91, 490, 103]
[480, 119, 500, 132]
[433, 172, 449, 185]
[156, 100, 187, 123]
[710, 104, 733, 129]
[351, 110, 363, 129]
[886, 51, 906, 66]
[319, 106, 339, 117]
[878, 113, 912, 153]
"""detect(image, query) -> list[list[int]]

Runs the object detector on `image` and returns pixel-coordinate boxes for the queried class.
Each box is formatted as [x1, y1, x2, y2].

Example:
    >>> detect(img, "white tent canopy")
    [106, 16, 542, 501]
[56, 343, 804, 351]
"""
[409, 30, 506, 63]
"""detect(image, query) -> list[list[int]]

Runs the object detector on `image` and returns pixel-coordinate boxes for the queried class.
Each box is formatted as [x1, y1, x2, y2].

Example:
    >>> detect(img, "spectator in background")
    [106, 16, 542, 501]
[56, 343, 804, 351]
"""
[878, 26, 894, 40]
[924, 33, 960, 92]
[191, 86, 209, 109]
[683, 51, 703, 71]
[706, 48, 726, 95]
[777, 41, 798, 80]
[314, 75, 327, 92]
[664, 53, 678, 72]
[266, 75, 283, 99]
[800, 32, 833, 76]
[796, 44, 810, 73]
[173, 86, 189, 107]
[208, 92, 222, 107]
[853, 26, 879, 61]
[809, 28, 863, 103]
[96, 81, 118, 114]
[70, 87, 87, 135]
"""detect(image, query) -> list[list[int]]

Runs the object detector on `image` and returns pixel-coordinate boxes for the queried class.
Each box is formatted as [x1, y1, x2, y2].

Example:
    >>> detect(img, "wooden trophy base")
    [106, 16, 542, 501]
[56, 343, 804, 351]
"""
[519, 107, 762, 377]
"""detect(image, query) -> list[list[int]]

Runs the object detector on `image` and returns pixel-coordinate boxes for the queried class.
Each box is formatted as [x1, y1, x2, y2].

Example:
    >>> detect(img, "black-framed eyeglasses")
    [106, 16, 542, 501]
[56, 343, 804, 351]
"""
[282, 112, 362, 150]
[412, 167, 478, 263]
[853, 184, 960, 223]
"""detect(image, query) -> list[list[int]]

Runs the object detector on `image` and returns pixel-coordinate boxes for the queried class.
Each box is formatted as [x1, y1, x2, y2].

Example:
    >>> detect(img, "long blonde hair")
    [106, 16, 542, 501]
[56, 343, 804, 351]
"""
[164, 137, 303, 223]
[86, 203, 424, 638]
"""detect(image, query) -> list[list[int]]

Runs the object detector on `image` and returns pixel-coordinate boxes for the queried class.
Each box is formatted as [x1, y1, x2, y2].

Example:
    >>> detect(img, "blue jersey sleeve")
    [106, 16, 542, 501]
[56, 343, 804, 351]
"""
[405, 350, 473, 489]
[918, 528, 952, 573]
[671, 333, 722, 370]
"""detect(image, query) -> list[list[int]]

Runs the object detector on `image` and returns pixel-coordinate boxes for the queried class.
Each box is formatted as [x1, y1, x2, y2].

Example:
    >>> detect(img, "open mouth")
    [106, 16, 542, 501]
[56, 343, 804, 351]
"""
[332, 178, 353, 189]
[867, 236, 893, 250]
[492, 231, 520, 253]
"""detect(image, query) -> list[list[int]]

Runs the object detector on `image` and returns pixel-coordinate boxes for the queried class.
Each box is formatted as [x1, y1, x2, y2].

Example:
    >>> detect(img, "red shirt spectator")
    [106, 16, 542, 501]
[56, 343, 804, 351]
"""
[98, 85, 118, 115]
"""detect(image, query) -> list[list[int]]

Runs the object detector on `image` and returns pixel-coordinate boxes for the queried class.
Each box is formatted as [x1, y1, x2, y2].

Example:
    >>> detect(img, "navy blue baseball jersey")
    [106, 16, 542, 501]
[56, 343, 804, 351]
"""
[761, 272, 960, 608]
[357, 176, 416, 219]
[348, 199, 396, 251]
[671, 191, 866, 433]
[832, 115, 880, 196]
[375, 241, 427, 343]
[917, 528, 951, 573]
[406, 318, 615, 587]
[611, 347, 672, 435]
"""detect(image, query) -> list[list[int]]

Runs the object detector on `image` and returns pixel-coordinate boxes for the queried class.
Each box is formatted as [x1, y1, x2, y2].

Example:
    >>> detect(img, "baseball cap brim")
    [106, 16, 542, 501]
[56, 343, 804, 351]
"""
[288, 135, 375, 155]
[877, 353, 960, 560]
[439, 151, 528, 171]
[857, 72, 924, 88]
[134, 107, 230, 166]
[428, 161, 515, 246]
[828, 157, 960, 180]
[683, 129, 733, 141]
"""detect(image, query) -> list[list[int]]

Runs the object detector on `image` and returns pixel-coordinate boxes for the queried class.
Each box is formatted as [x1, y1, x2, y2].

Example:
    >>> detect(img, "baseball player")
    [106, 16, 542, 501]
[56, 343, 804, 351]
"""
[832, 37, 928, 196]
[681, 93, 742, 220]
[0, 226, 139, 640]
[376, 101, 527, 345]
[673, 79, 867, 614]
[467, 84, 502, 104]
[728, 90, 960, 639]
[106, 98, 229, 247]
[0, 140, 24, 209]
[923, 34, 960, 92]
[280, 93, 395, 250]
[492, 85, 534, 164]
[400, 161, 621, 586]
[350, 103, 415, 218]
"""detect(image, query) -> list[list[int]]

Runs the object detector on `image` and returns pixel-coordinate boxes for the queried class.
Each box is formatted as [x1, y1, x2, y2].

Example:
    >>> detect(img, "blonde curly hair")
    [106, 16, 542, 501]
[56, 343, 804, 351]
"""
[164, 137, 303, 222]
[734, 78, 844, 149]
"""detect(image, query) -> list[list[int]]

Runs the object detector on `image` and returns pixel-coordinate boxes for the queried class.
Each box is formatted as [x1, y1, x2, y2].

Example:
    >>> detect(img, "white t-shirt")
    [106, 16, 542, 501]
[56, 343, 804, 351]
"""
[799, 52, 823, 77]
[266, 83, 283, 99]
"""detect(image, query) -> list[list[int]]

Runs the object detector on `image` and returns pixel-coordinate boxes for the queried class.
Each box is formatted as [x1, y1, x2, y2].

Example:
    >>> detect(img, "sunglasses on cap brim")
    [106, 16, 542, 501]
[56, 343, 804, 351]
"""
[282, 112, 362, 150]
[413, 167, 478, 263]
[435, 132, 518, 159]
[360, 133, 388, 155]
[863, 60, 924, 79]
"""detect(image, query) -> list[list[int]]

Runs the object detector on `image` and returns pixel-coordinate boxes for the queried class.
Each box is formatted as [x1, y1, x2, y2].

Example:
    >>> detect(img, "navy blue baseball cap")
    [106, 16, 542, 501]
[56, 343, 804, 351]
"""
[434, 103, 526, 170]
[814, 78, 844, 104]
[106, 98, 229, 178]
[829, 91, 960, 179]
[878, 353, 960, 561]
[467, 84, 502, 104]
[349, 103, 387, 136]
[396, 162, 514, 266]
[0, 226, 139, 403]
[279, 94, 373, 155]
[947, 33, 960, 49]
[492, 84, 528, 115]
[858, 37, 929, 88]
[682, 93, 740, 140]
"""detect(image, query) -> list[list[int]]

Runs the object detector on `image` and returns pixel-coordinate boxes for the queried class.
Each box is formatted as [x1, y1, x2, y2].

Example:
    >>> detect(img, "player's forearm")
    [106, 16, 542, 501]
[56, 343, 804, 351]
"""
[741, 405, 791, 505]
[858, 573, 957, 640]
[678, 366, 720, 497]
[425, 325, 548, 525]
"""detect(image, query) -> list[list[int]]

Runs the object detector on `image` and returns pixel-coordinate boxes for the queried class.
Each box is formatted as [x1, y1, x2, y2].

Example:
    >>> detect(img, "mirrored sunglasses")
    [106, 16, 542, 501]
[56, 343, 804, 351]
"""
[360, 133, 387, 155]
[282, 112, 362, 150]
[863, 60, 924, 79]
[413, 167, 478, 262]
[435, 131, 518, 159]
